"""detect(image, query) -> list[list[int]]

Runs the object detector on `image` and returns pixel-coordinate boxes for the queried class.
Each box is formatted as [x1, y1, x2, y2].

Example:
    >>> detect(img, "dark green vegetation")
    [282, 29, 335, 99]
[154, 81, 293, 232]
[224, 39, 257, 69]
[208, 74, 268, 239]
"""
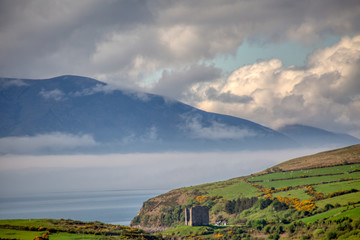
[0, 219, 160, 240]
[131, 145, 360, 239]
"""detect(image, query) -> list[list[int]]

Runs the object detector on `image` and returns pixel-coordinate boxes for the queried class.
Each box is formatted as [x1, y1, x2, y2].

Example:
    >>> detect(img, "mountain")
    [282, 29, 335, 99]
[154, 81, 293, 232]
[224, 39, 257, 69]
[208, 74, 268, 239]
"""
[278, 124, 359, 148]
[131, 144, 360, 239]
[0, 75, 295, 154]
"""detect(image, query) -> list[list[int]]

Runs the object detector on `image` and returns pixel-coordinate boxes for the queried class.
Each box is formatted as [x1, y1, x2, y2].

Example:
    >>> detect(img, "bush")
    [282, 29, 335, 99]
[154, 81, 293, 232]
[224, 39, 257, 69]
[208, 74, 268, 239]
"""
[288, 223, 295, 233]
[264, 225, 271, 234]
[268, 233, 280, 240]
[272, 199, 288, 211]
[257, 198, 273, 209]
[324, 204, 334, 211]
[327, 231, 337, 240]
[313, 229, 324, 237]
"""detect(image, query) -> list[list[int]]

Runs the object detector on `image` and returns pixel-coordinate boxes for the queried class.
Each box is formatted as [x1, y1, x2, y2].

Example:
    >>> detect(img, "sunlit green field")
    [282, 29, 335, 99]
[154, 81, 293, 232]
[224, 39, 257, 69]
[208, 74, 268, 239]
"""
[248, 164, 360, 182]
[0, 219, 154, 240]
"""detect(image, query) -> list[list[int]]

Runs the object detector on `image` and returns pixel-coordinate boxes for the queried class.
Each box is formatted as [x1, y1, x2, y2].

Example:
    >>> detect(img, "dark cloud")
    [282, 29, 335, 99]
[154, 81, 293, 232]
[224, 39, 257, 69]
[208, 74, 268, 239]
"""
[0, 0, 153, 78]
[151, 64, 222, 100]
[1, 0, 359, 82]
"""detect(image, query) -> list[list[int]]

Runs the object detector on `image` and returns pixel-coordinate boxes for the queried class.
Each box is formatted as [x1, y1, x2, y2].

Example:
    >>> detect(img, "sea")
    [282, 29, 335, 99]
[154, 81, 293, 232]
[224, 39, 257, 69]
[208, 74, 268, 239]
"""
[0, 188, 167, 226]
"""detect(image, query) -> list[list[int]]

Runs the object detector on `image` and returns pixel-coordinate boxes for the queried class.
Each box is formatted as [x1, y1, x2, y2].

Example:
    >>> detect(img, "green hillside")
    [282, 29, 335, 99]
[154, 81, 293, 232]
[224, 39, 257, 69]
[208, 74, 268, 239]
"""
[131, 144, 360, 239]
[1, 145, 359, 240]
[0, 219, 161, 240]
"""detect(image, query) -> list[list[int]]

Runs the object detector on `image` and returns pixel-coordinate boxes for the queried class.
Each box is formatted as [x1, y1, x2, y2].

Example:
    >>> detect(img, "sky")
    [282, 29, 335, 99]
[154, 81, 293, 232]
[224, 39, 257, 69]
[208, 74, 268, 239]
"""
[1, 0, 360, 137]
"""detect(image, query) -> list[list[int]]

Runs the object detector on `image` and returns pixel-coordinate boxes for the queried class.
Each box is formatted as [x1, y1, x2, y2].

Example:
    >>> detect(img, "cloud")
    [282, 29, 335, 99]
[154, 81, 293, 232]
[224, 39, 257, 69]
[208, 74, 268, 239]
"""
[205, 87, 253, 104]
[182, 115, 255, 140]
[0, 148, 328, 194]
[1, 0, 359, 84]
[151, 64, 222, 100]
[0, 78, 28, 88]
[193, 35, 360, 137]
[39, 89, 65, 101]
[0, 132, 97, 154]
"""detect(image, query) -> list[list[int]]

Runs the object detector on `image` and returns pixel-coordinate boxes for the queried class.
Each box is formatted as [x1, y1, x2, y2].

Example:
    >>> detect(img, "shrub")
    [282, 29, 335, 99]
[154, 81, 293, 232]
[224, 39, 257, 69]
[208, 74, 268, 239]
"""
[272, 199, 288, 211]
[264, 225, 271, 234]
[268, 233, 280, 240]
[324, 204, 334, 211]
[326, 231, 337, 239]
[287, 223, 295, 233]
[313, 229, 324, 237]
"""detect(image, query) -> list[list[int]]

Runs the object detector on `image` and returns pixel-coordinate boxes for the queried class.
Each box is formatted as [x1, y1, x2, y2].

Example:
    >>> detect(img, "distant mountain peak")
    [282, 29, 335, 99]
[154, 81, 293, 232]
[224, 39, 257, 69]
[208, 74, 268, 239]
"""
[278, 124, 359, 148]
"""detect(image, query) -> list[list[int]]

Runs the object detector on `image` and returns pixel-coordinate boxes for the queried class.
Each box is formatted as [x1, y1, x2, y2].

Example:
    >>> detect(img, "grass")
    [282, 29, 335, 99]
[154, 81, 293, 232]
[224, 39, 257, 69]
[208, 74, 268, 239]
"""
[0, 219, 155, 240]
[0, 218, 55, 228]
[258, 171, 360, 189]
[273, 144, 360, 171]
[329, 205, 360, 220]
[249, 164, 360, 182]
[161, 225, 217, 238]
[316, 192, 360, 208]
[272, 189, 312, 201]
[313, 179, 360, 194]
[49, 232, 119, 240]
[300, 206, 348, 224]
[0, 228, 45, 240]
[204, 179, 259, 199]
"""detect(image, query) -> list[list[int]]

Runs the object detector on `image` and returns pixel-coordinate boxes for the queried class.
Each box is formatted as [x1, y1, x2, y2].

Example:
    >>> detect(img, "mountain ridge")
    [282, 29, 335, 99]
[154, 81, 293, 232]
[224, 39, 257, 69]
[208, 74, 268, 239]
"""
[0, 75, 359, 154]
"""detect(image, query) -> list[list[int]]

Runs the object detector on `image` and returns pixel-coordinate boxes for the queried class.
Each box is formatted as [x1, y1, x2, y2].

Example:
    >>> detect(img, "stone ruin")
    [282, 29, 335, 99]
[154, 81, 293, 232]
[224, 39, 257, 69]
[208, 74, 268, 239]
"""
[185, 206, 209, 226]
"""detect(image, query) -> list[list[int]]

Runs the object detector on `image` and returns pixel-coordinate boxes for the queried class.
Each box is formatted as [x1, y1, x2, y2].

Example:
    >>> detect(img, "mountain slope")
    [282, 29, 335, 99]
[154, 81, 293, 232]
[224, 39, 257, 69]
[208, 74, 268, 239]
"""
[0, 75, 295, 154]
[278, 124, 359, 148]
[131, 144, 360, 231]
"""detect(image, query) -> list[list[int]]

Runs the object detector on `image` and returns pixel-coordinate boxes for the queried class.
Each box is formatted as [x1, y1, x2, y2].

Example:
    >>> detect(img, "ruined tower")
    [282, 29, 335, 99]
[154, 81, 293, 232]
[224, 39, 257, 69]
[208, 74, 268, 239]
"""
[185, 206, 209, 226]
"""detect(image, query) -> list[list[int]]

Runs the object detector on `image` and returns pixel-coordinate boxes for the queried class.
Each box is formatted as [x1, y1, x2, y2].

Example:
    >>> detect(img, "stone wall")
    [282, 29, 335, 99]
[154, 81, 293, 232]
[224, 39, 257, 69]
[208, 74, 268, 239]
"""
[185, 206, 209, 226]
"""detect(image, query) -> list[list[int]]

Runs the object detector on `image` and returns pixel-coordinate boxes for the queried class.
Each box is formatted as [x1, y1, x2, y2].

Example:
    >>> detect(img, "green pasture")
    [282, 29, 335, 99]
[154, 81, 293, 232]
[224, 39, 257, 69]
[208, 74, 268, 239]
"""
[272, 189, 312, 201]
[316, 192, 360, 209]
[300, 206, 348, 224]
[0, 228, 45, 240]
[49, 232, 123, 240]
[329, 205, 360, 220]
[162, 225, 218, 238]
[258, 171, 360, 189]
[313, 179, 360, 194]
[0, 218, 55, 228]
[248, 164, 360, 182]
[200, 179, 259, 199]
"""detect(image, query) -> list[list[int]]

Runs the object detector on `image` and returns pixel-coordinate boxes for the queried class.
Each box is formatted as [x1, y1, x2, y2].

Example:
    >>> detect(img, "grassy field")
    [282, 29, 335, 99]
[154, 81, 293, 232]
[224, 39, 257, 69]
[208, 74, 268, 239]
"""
[299, 206, 348, 224]
[249, 164, 360, 182]
[0, 228, 45, 240]
[316, 192, 360, 208]
[0, 219, 158, 240]
[272, 189, 312, 201]
[203, 179, 259, 199]
[313, 180, 360, 194]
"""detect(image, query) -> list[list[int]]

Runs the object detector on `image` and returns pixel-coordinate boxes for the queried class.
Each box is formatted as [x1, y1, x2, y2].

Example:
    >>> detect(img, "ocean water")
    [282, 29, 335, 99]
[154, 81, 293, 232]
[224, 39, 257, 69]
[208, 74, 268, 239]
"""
[0, 189, 166, 226]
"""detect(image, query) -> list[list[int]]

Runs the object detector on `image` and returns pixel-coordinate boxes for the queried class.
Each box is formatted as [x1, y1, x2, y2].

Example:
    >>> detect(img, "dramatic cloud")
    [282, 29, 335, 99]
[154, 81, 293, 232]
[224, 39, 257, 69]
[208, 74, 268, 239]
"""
[0, 132, 97, 154]
[151, 64, 222, 100]
[1, 0, 359, 84]
[193, 35, 360, 137]
[1, 1, 359, 137]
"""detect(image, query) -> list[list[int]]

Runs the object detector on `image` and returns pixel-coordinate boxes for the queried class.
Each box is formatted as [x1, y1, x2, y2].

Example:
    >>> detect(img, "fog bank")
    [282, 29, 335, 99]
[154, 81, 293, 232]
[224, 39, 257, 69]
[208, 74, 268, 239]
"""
[0, 148, 327, 196]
